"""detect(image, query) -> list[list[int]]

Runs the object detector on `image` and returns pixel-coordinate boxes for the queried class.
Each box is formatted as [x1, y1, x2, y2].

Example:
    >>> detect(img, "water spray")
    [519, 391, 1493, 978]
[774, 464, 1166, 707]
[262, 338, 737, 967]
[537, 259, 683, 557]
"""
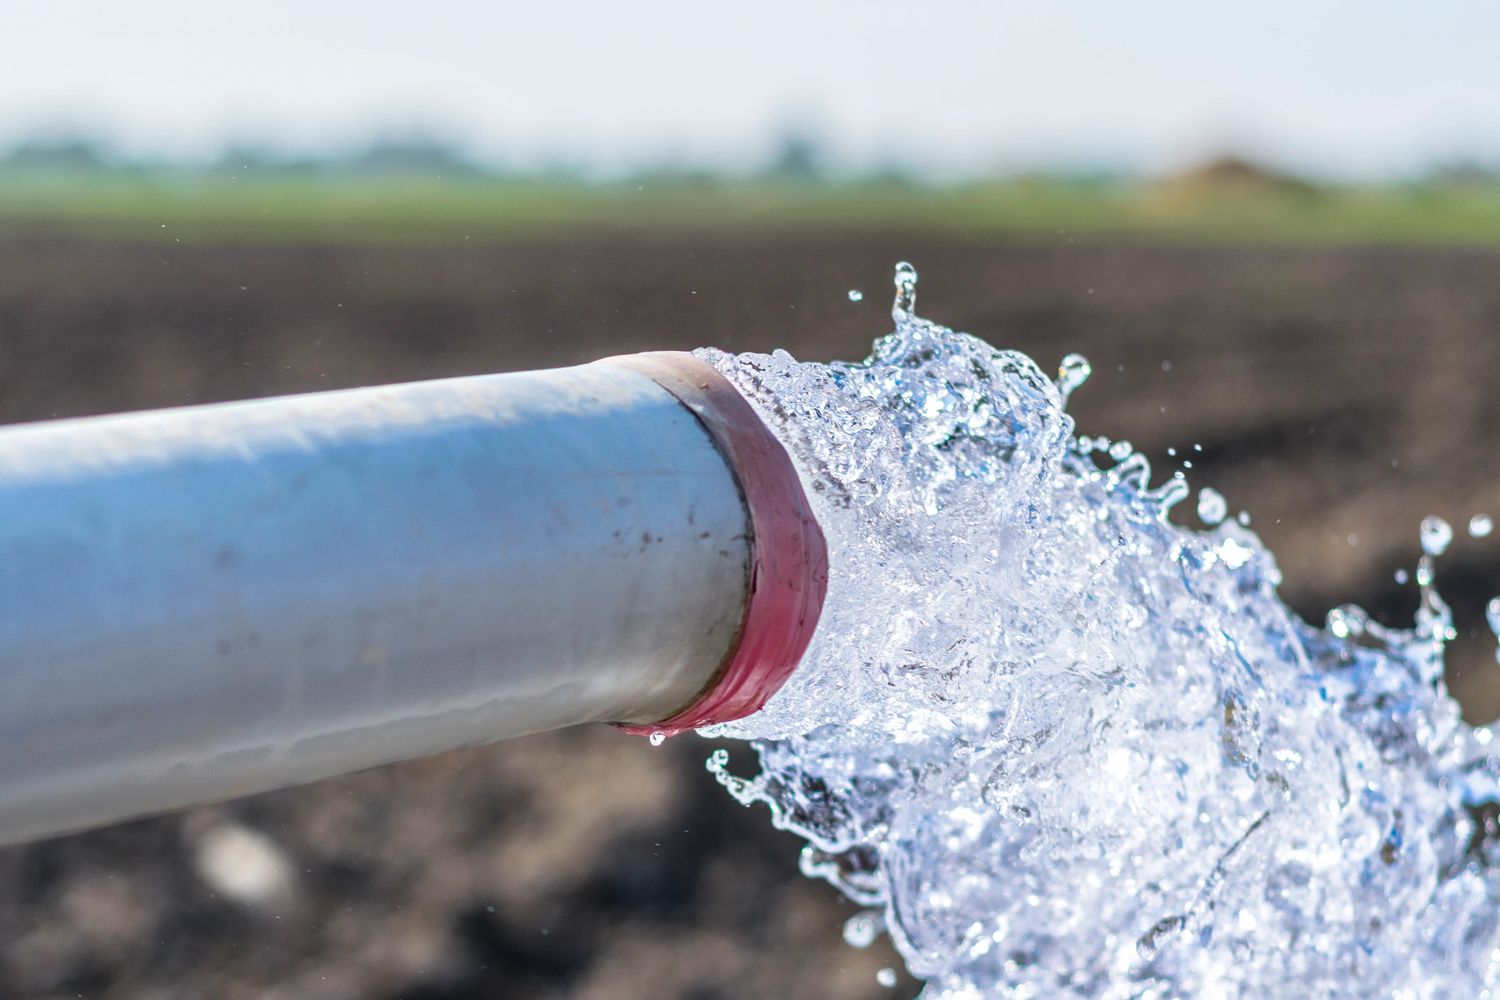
[694, 266, 1500, 997]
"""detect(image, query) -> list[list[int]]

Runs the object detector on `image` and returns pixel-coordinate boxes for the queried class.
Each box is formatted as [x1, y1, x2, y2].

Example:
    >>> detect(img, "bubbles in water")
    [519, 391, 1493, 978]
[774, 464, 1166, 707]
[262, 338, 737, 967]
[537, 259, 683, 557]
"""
[849, 289, 865, 303]
[1471, 514, 1493, 538]
[1420, 515, 1454, 556]
[1196, 486, 1228, 525]
[695, 268, 1500, 998]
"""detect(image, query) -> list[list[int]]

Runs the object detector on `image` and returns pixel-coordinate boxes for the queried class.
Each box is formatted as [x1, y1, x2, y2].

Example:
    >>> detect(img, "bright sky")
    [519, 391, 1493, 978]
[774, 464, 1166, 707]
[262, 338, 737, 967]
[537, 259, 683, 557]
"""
[5, 0, 1500, 178]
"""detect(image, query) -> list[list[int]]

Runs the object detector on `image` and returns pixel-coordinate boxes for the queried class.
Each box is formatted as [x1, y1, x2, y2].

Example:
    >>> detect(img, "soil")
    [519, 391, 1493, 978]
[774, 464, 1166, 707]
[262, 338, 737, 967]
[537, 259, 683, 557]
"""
[1, 232, 1498, 998]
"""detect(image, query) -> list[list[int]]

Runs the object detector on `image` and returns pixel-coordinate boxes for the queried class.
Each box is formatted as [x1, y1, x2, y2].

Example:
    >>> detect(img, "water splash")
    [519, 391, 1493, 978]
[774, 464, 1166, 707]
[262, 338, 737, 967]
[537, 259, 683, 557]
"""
[1056, 353, 1092, 403]
[695, 265, 1500, 998]
[892, 261, 919, 320]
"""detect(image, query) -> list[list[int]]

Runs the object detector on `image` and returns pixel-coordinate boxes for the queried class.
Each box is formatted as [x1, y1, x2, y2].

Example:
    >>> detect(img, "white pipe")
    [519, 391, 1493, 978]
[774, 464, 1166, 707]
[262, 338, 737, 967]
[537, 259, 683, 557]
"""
[0, 360, 767, 845]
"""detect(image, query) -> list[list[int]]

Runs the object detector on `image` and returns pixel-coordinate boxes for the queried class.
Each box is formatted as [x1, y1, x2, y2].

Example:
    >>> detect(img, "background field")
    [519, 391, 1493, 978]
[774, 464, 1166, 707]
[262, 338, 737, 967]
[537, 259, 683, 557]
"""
[9, 166, 1500, 247]
[2, 176, 1500, 998]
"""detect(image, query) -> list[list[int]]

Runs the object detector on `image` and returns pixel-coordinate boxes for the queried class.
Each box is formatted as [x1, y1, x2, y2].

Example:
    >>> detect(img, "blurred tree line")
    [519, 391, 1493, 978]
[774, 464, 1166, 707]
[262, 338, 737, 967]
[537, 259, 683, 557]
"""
[1, 128, 956, 188]
[6, 125, 1500, 193]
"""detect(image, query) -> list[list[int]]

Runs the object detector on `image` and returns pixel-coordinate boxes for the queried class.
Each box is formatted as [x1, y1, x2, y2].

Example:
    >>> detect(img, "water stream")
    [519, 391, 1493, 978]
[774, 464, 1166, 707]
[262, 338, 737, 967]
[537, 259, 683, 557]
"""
[696, 264, 1500, 998]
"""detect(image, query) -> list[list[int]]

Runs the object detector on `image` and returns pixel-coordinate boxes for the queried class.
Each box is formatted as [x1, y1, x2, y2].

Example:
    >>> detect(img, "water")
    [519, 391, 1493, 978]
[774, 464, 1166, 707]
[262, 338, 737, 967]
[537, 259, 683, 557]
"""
[1421, 516, 1454, 557]
[1489, 600, 1500, 666]
[693, 266, 1500, 998]
[1196, 488, 1228, 527]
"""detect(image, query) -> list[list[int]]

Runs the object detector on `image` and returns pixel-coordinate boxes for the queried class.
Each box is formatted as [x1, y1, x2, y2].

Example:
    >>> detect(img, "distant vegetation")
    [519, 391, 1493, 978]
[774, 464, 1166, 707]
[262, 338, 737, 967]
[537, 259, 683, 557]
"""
[5, 136, 1500, 246]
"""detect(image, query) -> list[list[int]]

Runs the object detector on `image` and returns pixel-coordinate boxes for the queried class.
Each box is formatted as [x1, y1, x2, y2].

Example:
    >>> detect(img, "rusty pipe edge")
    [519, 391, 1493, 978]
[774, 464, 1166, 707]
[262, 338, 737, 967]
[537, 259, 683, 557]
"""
[0, 353, 826, 846]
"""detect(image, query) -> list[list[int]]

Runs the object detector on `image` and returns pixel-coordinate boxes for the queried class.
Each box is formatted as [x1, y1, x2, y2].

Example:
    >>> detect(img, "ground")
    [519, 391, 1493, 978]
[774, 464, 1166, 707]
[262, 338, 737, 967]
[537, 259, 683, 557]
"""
[0, 232, 1497, 998]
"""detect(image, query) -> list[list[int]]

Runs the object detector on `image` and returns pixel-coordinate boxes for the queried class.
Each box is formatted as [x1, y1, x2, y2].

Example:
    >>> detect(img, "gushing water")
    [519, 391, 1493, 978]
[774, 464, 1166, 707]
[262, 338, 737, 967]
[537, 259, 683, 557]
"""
[694, 265, 1500, 998]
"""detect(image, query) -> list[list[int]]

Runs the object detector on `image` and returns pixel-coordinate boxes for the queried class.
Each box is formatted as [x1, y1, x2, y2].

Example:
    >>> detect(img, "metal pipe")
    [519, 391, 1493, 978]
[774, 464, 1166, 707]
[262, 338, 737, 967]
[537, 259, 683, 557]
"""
[0, 354, 826, 845]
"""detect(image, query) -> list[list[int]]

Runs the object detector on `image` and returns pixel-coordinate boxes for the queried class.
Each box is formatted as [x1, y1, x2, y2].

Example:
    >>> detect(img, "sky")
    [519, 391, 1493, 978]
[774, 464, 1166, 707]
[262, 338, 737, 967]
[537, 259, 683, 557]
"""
[5, 0, 1500, 179]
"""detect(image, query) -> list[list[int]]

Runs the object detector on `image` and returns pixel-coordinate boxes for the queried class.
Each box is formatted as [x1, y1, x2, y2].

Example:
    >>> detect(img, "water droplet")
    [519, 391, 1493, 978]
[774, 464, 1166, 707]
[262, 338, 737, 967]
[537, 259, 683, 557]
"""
[876, 967, 898, 988]
[1197, 488, 1227, 526]
[1056, 353, 1092, 401]
[1327, 605, 1368, 639]
[648, 731, 666, 747]
[1395, 568, 1410, 585]
[892, 262, 918, 319]
[843, 910, 883, 948]
[1487, 598, 1500, 637]
[1470, 514, 1493, 538]
[1416, 555, 1436, 587]
[848, 289, 864, 302]
[1327, 610, 1348, 638]
[1107, 440, 1133, 461]
[1420, 516, 1453, 556]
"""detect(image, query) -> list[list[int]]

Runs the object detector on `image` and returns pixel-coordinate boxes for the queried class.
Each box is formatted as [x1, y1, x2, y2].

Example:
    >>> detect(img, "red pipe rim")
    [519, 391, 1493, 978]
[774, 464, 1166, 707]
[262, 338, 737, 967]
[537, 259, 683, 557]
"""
[602, 352, 828, 738]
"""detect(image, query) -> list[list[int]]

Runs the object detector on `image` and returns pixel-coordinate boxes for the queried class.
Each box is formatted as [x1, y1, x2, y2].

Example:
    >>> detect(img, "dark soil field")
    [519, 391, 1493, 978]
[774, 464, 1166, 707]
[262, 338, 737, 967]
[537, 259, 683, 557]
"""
[1, 233, 1499, 999]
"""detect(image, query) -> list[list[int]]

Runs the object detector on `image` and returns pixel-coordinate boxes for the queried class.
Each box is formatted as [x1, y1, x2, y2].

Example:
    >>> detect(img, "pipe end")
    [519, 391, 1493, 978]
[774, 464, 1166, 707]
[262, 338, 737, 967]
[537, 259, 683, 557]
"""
[601, 352, 827, 738]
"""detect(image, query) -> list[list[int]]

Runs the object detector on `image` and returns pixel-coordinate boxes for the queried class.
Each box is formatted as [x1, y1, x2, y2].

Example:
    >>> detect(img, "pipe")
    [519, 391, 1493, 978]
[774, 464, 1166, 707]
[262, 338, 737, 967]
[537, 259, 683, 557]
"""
[0, 354, 826, 846]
